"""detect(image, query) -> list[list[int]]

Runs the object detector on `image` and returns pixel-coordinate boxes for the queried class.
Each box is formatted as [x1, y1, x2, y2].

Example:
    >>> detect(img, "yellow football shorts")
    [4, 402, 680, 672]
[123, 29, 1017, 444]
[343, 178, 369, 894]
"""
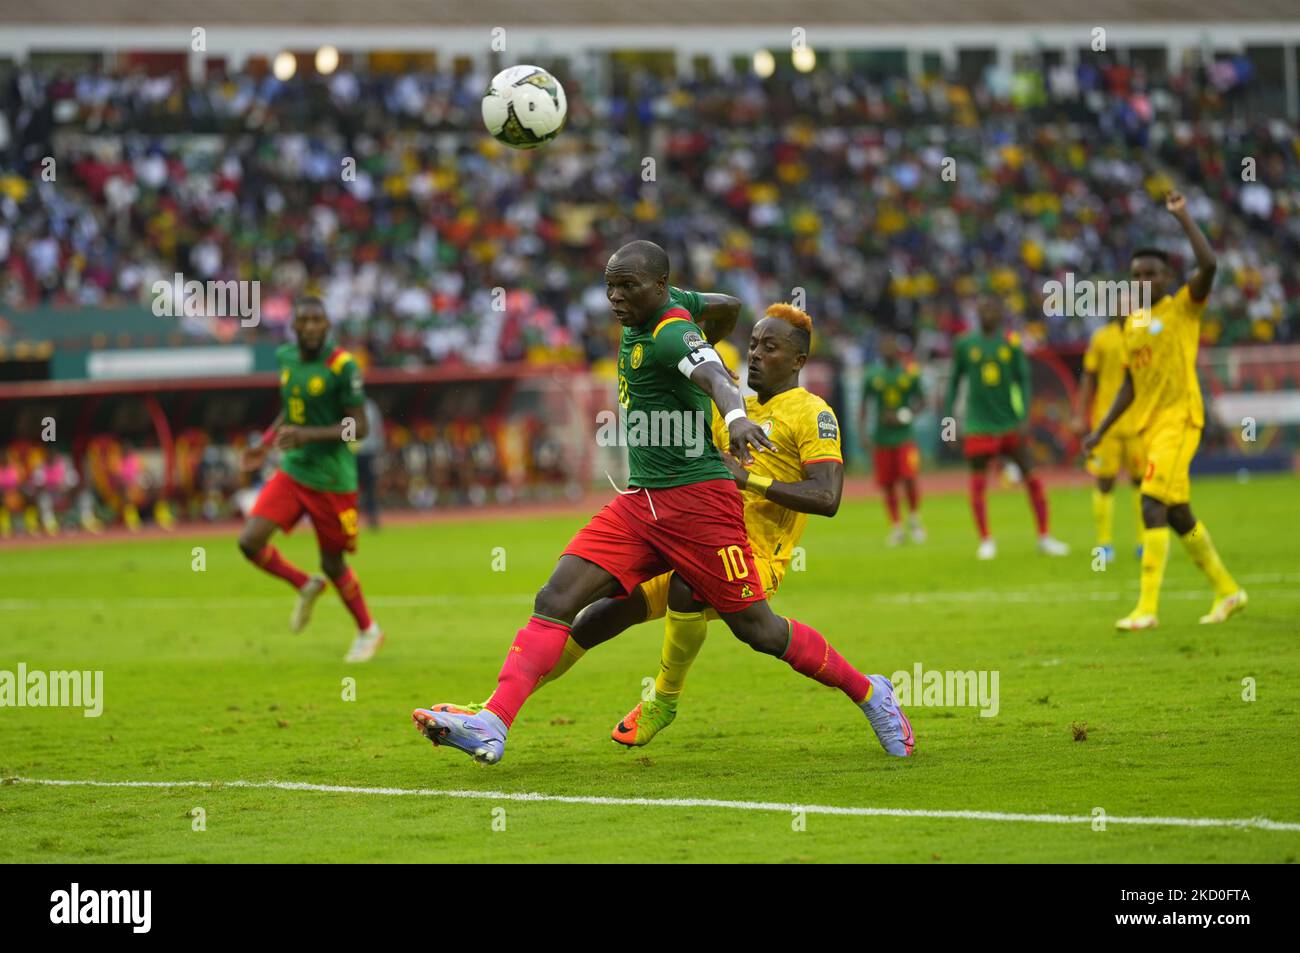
[1139, 424, 1201, 505]
[1086, 431, 1146, 480]
[640, 556, 783, 621]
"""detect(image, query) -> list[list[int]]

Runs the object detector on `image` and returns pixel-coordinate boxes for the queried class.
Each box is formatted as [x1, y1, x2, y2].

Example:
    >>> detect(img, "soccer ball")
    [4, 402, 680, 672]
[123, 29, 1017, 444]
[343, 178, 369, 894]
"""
[481, 65, 567, 150]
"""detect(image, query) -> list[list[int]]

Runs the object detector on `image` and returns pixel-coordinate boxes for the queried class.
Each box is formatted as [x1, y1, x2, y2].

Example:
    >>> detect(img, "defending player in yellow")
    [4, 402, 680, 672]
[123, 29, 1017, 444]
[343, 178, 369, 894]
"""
[1074, 315, 1144, 564]
[1083, 192, 1247, 630]
[536, 303, 845, 746]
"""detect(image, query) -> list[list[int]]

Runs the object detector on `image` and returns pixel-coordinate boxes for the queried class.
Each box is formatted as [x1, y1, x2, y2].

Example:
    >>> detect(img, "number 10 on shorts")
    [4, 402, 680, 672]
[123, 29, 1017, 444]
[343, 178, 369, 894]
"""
[716, 545, 749, 581]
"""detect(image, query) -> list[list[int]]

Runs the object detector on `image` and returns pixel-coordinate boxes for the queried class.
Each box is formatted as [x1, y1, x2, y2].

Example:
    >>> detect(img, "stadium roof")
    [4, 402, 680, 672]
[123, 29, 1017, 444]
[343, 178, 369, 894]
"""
[2, 0, 1297, 24]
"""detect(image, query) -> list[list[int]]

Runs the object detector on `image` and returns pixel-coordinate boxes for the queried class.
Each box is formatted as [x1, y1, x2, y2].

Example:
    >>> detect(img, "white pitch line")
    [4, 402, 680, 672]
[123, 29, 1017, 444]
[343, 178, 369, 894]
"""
[10, 777, 1300, 832]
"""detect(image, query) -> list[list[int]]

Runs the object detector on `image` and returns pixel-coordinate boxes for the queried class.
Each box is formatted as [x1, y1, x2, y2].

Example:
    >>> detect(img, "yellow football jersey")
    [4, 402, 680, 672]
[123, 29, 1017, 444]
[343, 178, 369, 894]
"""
[711, 387, 842, 578]
[1123, 285, 1206, 433]
[1083, 321, 1136, 437]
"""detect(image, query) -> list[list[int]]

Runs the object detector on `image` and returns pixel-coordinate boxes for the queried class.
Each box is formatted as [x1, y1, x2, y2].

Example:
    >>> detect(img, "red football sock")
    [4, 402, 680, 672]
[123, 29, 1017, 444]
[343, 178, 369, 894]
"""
[332, 567, 373, 630]
[1026, 475, 1049, 535]
[253, 545, 309, 589]
[882, 484, 900, 524]
[904, 479, 920, 512]
[781, 618, 872, 704]
[970, 471, 990, 539]
[485, 615, 571, 728]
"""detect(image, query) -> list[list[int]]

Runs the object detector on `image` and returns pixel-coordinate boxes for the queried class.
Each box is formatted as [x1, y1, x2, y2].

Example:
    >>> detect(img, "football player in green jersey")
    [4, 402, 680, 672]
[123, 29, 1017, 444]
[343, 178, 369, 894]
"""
[860, 331, 926, 546]
[238, 297, 384, 662]
[944, 296, 1069, 560]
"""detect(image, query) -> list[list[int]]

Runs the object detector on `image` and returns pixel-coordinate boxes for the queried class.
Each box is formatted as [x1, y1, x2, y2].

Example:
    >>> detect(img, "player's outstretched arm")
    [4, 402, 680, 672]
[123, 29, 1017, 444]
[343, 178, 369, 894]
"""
[688, 361, 775, 465]
[1167, 191, 1216, 302]
[720, 453, 843, 517]
[1082, 370, 1134, 453]
[695, 293, 741, 346]
[1074, 370, 1097, 434]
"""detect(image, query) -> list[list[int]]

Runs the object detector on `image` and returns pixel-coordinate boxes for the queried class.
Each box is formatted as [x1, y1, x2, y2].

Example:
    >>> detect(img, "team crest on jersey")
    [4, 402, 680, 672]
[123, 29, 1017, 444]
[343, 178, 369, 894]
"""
[630, 343, 644, 369]
[970, 347, 981, 361]
[998, 346, 1011, 362]
[308, 376, 325, 395]
[817, 410, 838, 440]
[761, 419, 775, 436]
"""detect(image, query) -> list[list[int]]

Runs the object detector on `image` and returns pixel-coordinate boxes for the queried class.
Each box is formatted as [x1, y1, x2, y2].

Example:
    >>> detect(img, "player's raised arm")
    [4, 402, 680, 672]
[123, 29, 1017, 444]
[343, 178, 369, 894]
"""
[1082, 369, 1134, 453]
[1167, 191, 1216, 302]
[694, 292, 741, 346]
[720, 451, 843, 518]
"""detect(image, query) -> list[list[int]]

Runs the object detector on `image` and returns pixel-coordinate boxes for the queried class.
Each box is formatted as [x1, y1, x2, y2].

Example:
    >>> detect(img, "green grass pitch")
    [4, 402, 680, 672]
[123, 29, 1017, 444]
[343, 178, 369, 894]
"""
[2, 473, 1298, 863]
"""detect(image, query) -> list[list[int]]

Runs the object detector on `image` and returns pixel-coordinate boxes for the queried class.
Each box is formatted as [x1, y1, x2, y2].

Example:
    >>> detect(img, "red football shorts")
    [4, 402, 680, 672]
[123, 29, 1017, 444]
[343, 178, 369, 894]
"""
[563, 478, 766, 615]
[251, 469, 359, 554]
[874, 442, 920, 485]
[963, 431, 1022, 459]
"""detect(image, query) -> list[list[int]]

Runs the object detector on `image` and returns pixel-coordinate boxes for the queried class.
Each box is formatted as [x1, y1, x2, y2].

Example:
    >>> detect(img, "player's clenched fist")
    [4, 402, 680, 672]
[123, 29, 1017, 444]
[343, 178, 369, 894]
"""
[1165, 190, 1187, 216]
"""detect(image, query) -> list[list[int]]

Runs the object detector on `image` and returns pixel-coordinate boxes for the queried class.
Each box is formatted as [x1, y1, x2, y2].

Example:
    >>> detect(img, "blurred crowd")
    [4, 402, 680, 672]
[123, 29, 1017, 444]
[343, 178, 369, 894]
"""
[0, 410, 579, 537]
[0, 52, 1297, 370]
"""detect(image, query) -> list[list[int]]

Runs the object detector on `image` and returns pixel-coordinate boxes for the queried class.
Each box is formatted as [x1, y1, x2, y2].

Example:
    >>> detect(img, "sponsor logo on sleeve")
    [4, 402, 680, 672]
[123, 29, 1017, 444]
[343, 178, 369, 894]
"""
[817, 410, 838, 440]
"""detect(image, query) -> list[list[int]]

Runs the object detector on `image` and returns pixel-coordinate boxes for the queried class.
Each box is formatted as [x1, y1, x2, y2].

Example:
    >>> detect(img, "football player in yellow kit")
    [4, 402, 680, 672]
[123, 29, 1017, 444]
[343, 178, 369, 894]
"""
[1075, 315, 1145, 564]
[1083, 192, 1247, 630]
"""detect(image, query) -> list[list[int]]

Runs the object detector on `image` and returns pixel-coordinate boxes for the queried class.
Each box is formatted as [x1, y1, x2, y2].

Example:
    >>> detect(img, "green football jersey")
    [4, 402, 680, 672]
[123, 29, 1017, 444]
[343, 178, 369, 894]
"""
[276, 342, 365, 493]
[864, 361, 924, 447]
[944, 331, 1030, 435]
[616, 286, 732, 489]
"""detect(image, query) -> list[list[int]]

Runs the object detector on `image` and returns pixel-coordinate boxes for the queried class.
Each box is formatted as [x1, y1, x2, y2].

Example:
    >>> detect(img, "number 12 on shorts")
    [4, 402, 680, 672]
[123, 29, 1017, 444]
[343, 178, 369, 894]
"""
[716, 545, 749, 582]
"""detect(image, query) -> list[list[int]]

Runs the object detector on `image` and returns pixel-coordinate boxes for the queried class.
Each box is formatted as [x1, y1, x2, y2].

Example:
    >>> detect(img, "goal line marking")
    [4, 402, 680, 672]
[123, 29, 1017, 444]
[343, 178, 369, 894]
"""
[11, 777, 1300, 832]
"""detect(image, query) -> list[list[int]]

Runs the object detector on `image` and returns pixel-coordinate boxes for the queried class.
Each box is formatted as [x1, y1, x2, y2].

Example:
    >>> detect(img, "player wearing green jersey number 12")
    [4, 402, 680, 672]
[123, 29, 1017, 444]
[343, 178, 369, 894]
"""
[412, 240, 914, 766]
[944, 296, 1068, 561]
[237, 296, 384, 662]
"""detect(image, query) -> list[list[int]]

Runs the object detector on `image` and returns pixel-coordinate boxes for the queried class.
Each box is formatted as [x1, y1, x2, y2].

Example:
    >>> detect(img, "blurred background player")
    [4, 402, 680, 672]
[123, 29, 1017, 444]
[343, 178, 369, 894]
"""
[1075, 312, 1145, 564]
[861, 331, 925, 546]
[493, 302, 846, 747]
[1083, 193, 1247, 630]
[237, 296, 384, 662]
[945, 297, 1069, 560]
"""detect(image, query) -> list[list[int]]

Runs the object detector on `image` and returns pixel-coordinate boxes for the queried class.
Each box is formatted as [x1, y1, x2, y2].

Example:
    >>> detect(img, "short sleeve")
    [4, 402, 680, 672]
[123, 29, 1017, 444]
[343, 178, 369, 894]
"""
[653, 314, 721, 378]
[1174, 284, 1208, 321]
[337, 356, 365, 407]
[670, 287, 705, 321]
[798, 402, 843, 466]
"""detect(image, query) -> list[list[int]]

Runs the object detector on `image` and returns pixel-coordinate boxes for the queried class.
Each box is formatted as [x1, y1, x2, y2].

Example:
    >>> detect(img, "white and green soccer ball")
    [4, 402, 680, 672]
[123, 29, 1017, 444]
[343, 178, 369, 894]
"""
[481, 65, 567, 150]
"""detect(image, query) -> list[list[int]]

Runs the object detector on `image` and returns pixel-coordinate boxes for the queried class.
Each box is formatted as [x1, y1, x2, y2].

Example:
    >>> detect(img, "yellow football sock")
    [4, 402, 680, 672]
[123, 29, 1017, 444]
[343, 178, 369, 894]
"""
[1092, 489, 1114, 547]
[654, 609, 708, 702]
[1131, 488, 1143, 547]
[1136, 526, 1170, 615]
[537, 636, 586, 688]
[1180, 521, 1238, 598]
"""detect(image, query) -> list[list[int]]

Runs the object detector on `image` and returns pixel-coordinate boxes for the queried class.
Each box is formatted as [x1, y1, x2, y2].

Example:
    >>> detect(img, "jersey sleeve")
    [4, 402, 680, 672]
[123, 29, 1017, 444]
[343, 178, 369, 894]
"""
[1173, 284, 1208, 322]
[1011, 338, 1031, 413]
[331, 351, 366, 408]
[653, 315, 722, 378]
[670, 286, 705, 321]
[797, 401, 843, 467]
[944, 346, 964, 417]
